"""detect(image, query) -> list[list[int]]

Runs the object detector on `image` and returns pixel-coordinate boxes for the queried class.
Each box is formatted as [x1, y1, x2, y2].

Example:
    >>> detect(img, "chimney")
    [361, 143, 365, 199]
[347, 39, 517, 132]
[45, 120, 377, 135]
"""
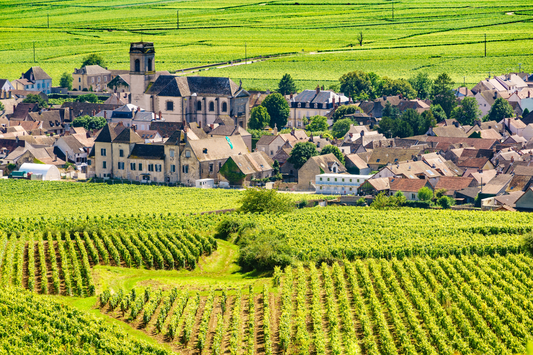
[158, 111, 162, 120]
[132, 125, 136, 132]
[316, 85, 320, 95]
[13, 105, 15, 113]
[360, 130, 364, 137]
[104, 111, 107, 119]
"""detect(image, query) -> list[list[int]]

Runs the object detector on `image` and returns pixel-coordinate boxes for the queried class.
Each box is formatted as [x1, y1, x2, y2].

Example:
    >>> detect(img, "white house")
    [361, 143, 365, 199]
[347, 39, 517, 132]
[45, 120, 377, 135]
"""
[19, 163, 60, 181]
[13, 67, 52, 94]
[315, 173, 372, 195]
[0, 79, 14, 99]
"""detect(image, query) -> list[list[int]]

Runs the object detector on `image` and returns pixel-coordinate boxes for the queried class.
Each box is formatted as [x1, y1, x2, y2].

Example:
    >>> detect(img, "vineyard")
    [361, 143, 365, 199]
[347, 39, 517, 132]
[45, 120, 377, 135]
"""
[96, 254, 533, 355]
[0, 229, 216, 296]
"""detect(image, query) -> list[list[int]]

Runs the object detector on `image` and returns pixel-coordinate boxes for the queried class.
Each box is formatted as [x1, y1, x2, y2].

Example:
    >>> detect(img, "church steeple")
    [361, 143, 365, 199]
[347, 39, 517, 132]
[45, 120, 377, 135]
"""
[129, 42, 155, 109]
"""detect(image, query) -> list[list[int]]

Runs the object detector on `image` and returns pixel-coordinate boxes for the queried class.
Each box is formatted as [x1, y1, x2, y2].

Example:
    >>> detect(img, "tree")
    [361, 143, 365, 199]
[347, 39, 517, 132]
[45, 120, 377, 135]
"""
[59, 72, 73, 90]
[332, 105, 361, 122]
[451, 97, 481, 126]
[421, 110, 437, 132]
[437, 196, 455, 209]
[306, 115, 328, 131]
[357, 32, 364, 46]
[238, 188, 294, 214]
[72, 115, 107, 130]
[435, 188, 447, 199]
[377, 117, 397, 138]
[381, 77, 417, 99]
[75, 93, 99, 103]
[400, 108, 427, 135]
[431, 73, 456, 118]
[22, 94, 47, 108]
[382, 101, 399, 119]
[320, 145, 345, 165]
[331, 118, 354, 138]
[408, 72, 433, 100]
[524, 231, 533, 255]
[248, 106, 271, 130]
[81, 54, 106, 68]
[339, 70, 380, 101]
[523, 108, 530, 117]
[261, 93, 290, 128]
[417, 187, 433, 201]
[393, 191, 407, 206]
[486, 97, 514, 121]
[277, 74, 297, 96]
[371, 192, 399, 209]
[0, 102, 4, 112]
[287, 142, 318, 170]
[272, 160, 280, 176]
[430, 104, 447, 122]
[395, 120, 414, 138]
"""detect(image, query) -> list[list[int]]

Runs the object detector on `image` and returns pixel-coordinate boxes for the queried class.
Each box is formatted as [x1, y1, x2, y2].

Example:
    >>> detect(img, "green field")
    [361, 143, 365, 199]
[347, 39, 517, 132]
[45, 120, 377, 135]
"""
[0, 0, 532, 90]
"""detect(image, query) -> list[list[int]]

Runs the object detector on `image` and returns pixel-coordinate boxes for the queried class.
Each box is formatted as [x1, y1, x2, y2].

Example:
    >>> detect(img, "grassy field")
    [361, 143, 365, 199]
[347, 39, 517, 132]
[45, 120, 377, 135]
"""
[0, 0, 532, 90]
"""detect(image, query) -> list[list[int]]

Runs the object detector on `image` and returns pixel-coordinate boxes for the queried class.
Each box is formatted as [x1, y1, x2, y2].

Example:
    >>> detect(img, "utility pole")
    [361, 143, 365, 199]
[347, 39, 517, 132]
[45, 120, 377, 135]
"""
[33, 41, 36, 63]
[245, 42, 247, 64]
[484, 34, 487, 57]
[463, 76, 466, 87]
[177, 10, 179, 30]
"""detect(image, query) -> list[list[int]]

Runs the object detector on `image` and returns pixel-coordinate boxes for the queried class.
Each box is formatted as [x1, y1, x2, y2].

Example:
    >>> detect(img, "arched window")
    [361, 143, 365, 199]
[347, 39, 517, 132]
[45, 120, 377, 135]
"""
[197, 101, 202, 111]
[147, 58, 152, 72]
[209, 101, 215, 112]
[134, 59, 140, 72]
[222, 102, 228, 112]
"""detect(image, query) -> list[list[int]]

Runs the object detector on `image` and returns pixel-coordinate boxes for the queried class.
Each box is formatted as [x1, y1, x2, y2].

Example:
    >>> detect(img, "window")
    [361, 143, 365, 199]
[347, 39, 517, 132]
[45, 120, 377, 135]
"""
[342, 178, 344, 182]
[78, 78, 81, 82]
[166, 101, 174, 111]
[98, 76, 101, 82]
[91, 77, 94, 83]
[320, 186, 323, 190]
[412, 194, 416, 199]
[118, 162, 124, 170]
[148, 164, 154, 172]
[104, 76, 107, 82]
[209, 164, 213, 172]
[171, 165, 175, 173]
[102, 161, 107, 169]
[185, 150, 191, 158]
[197, 101, 202, 111]
[209, 101, 214, 111]
[37, 83, 40, 89]
[270, 151, 273, 155]
[135, 59, 140, 72]
[119, 149, 124, 157]
[222, 102, 228, 112]
[130, 162, 136, 170]
[350, 179, 352, 182]
[147, 58, 152, 72]
[335, 178, 337, 182]
[349, 187, 353, 191]
[155, 164, 162, 172]
[182, 165, 189, 174]
[101, 148, 106, 157]
[219, 162, 222, 169]
[88, 160, 92, 166]
[170, 149, 174, 158]
[327, 178, 330, 181]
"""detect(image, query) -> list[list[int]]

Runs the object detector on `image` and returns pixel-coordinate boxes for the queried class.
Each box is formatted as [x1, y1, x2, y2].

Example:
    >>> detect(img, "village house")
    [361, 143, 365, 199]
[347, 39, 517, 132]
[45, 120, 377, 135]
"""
[255, 135, 286, 158]
[13, 67, 52, 95]
[358, 177, 391, 196]
[372, 160, 440, 179]
[366, 147, 421, 171]
[297, 154, 347, 189]
[72, 65, 112, 92]
[219, 152, 273, 185]
[288, 87, 349, 127]
[0, 79, 14, 99]
[389, 177, 433, 201]
[314, 173, 372, 195]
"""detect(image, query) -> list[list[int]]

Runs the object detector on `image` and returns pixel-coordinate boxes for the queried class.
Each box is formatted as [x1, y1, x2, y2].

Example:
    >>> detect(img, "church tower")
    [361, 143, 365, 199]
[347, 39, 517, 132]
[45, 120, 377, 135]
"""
[129, 42, 155, 109]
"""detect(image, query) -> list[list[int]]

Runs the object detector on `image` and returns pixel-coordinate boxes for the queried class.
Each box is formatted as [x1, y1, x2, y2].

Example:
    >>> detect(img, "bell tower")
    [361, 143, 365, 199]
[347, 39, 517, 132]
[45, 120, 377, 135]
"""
[129, 42, 155, 109]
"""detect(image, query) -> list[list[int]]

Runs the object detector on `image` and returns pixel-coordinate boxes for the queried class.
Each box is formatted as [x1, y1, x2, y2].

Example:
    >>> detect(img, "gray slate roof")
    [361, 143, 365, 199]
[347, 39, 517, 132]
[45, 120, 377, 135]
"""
[129, 144, 165, 160]
[22, 67, 52, 81]
[146, 75, 244, 97]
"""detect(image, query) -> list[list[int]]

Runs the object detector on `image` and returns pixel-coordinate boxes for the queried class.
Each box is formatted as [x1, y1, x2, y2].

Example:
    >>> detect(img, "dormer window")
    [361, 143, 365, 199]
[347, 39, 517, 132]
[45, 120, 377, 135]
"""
[297, 103, 301, 108]
[50, 122, 54, 127]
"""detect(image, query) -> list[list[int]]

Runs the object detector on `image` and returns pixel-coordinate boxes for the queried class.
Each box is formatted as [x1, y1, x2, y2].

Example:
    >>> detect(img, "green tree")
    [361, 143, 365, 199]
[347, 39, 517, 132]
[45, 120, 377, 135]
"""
[371, 192, 399, 209]
[261, 93, 290, 128]
[248, 106, 271, 130]
[431, 73, 456, 117]
[451, 97, 481, 126]
[22, 94, 47, 108]
[339, 70, 380, 101]
[437, 196, 455, 209]
[287, 142, 319, 170]
[393, 191, 407, 206]
[381, 77, 417, 99]
[395, 120, 414, 138]
[82, 54, 106, 68]
[277, 73, 297, 96]
[59, 72, 73, 90]
[421, 110, 437, 132]
[524, 231, 533, 255]
[320, 145, 345, 165]
[332, 104, 361, 122]
[382, 101, 399, 119]
[72, 115, 106, 130]
[237, 188, 294, 214]
[331, 118, 355, 138]
[417, 187, 433, 201]
[430, 104, 447, 122]
[400, 108, 427, 135]
[75, 93, 99, 103]
[408, 72, 433, 100]
[486, 97, 515, 121]
[377, 117, 397, 138]
[306, 115, 328, 131]
[272, 160, 280, 175]
[523, 108, 530, 117]
[0, 101, 4, 112]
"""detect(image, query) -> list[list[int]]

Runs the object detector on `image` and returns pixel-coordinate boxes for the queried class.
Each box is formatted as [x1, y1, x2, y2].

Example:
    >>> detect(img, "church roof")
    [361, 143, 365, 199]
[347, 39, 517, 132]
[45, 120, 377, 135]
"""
[146, 75, 247, 98]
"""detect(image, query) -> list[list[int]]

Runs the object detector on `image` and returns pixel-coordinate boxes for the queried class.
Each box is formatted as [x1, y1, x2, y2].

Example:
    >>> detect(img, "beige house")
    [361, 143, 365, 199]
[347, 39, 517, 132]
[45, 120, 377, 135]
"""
[72, 65, 111, 92]
[289, 88, 349, 128]
[297, 153, 347, 189]
[256, 135, 286, 158]
[180, 135, 249, 186]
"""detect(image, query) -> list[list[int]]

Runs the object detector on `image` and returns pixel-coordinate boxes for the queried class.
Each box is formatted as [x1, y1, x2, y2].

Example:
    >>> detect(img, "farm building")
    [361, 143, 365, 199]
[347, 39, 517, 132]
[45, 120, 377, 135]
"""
[18, 163, 60, 181]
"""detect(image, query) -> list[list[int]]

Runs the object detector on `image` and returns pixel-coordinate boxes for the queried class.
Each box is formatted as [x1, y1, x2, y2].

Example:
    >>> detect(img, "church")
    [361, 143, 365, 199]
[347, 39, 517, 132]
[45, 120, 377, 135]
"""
[128, 42, 250, 128]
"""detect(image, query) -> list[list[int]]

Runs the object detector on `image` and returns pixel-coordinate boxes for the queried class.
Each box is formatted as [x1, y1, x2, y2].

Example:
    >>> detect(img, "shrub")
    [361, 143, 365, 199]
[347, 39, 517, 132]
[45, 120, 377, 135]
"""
[238, 188, 294, 214]
[437, 196, 455, 209]
[356, 198, 367, 206]
[417, 187, 433, 201]
[238, 229, 295, 271]
[524, 231, 533, 255]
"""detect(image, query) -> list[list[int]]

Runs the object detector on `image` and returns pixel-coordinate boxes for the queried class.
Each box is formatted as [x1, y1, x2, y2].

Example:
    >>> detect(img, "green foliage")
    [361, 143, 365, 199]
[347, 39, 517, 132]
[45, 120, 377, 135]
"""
[332, 105, 361, 122]
[0, 101, 4, 111]
[451, 97, 481, 125]
[6, 163, 16, 171]
[72, 115, 106, 130]
[214, 217, 244, 240]
[431, 73, 456, 117]
[75, 93, 99, 103]
[356, 197, 367, 206]
[219, 158, 247, 185]
[486, 97, 515, 121]
[248, 106, 271, 130]
[82, 53, 106, 68]
[331, 118, 355, 138]
[393, 190, 407, 206]
[339, 70, 380, 101]
[437, 195, 455, 209]
[238, 229, 294, 271]
[287, 142, 319, 170]
[382, 101, 400, 119]
[434, 188, 447, 199]
[371, 192, 401, 209]
[320, 145, 344, 165]
[417, 186, 433, 201]
[379, 107, 435, 138]
[262, 93, 290, 128]
[22, 94, 47, 108]
[408, 72, 433, 100]
[306, 115, 328, 131]
[272, 160, 280, 176]
[277, 73, 296, 95]
[381, 76, 417, 99]
[59, 72, 73, 90]
[247, 129, 272, 139]
[524, 231, 533, 255]
[523, 108, 530, 117]
[237, 188, 294, 214]
[431, 104, 447, 122]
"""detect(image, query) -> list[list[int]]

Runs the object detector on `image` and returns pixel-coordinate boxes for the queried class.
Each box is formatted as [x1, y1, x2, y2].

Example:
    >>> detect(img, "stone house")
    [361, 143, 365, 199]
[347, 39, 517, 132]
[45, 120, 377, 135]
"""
[0, 79, 14, 99]
[72, 65, 112, 92]
[297, 153, 347, 189]
[389, 177, 433, 201]
[289, 88, 349, 128]
[219, 152, 274, 185]
[255, 135, 286, 158]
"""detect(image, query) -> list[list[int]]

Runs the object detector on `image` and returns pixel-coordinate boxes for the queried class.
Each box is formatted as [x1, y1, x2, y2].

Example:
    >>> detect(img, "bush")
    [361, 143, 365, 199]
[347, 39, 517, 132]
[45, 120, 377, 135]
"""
[238, 229, 295, 271]
[437, 196, 455, 209]
[214, 217, 242, 240]
[356, 197, 367, 206]
[417, 187, 433, 201]
[371, 192, 399, 209]
[524, 232, 533, 255]
[238, 188, 294, 214]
